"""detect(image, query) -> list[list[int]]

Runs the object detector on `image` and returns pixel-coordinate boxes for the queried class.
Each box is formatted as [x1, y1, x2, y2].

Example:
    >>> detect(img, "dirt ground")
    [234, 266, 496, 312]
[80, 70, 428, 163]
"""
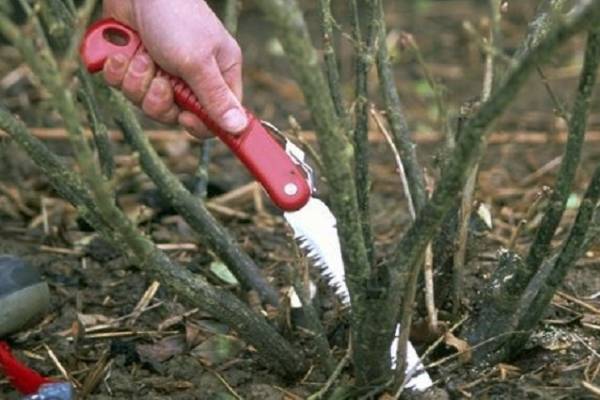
[1, 1, 599, 399]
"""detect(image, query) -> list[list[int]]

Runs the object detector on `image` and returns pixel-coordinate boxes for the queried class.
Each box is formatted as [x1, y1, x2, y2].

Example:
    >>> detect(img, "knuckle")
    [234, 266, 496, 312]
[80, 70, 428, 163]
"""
[121, 79, 144, 104]
[122, 73, 152, 104]
[141, 97, 162, 116]
[161, 107, 180, 124]
[201, 84, 233, 115]
[142, 83, 170, 115]
[228, 40, 242, 61]
[178, 51, 212, 76]
[141, 103, 159, 119]
[103, 65, 123, 87]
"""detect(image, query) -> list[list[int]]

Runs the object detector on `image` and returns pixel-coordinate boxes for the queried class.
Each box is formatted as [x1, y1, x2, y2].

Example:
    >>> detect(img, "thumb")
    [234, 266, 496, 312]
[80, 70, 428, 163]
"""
[182, 58, 248, 134]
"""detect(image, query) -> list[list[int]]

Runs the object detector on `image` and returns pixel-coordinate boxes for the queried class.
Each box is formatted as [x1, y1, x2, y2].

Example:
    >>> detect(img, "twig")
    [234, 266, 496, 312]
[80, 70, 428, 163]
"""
[489, 0, 504, 88]
[582, 381, 600, 397]
[453, 168, 478, 317]
[318, 0, 346, 119]
[209, 368, 244, 400]
[421, 315, 468, 362]
[423, 244, 437, 331]
[307, 344, 352, 400]
[370, 106, 415, 219]
[557, 290, 600, 315]
[79, 352, 111, 399]
[193, 139, 212, 199]
[426, 330, 528, 369]
[155, 243, 198, 251]
[400, 32, 451, 147]
[508, 186, 552, 250]
[462, 21, 512, 65]
[287, 116, 324, 174]
[519, 156, 562, 186]
[453, 0, 499, 317]
[273, 386, 304, 400]
[77, 70, 114, 178]
[394, 251, 424, 387]
[205, 203, 250, 220]
[349, 0, 377, 264]
[128, 281, 160, 326]
[537, 66, 569, 121]
[373, 0, 427, 214]
[526, 29, 600, 273]
[573, 333, 600, 359]
[44, 344, 80, 388]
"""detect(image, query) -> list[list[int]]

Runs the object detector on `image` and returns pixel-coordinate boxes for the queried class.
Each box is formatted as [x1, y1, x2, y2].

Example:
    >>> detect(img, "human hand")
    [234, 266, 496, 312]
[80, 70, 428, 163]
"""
[102, 0, 246, 138]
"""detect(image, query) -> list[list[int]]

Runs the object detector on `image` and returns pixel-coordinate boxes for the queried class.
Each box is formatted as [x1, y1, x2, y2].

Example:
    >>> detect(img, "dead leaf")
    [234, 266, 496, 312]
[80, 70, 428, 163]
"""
[136, 335, 187, 364]
[581, 313, 600, 325]
[77, 312, 115, 328]
[0, 183, 35, 216]
[497, 363, 520, 380]
[411, 319, 447, 345]
[444, 331, 472, 363]
[185, 323, 205, 348]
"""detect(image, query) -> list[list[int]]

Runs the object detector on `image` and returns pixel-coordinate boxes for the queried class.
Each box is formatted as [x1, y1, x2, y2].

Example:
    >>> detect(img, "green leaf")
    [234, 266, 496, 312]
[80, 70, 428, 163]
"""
[191, 334, 246, 366]
[210, 261, 239, 285]
[566, 193, 581, 210]
[414, 79, 434, 98]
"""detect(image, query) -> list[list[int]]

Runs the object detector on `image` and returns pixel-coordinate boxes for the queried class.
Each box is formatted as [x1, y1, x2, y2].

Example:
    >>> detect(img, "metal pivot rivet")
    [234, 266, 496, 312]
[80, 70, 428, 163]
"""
[284, 183, 298, 196]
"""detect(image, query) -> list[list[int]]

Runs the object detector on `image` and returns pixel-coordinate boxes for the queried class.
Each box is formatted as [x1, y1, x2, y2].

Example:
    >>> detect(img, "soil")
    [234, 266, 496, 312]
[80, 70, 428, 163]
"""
[1, 1, 599, 399]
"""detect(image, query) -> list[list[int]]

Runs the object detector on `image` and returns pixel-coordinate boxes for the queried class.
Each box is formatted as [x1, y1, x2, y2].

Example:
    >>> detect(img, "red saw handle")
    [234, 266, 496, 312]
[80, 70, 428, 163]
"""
[80, 18, 310, 211]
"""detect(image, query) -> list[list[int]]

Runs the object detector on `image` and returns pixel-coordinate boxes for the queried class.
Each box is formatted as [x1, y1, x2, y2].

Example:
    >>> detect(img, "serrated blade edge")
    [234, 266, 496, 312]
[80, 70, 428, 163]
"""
[284, 197, 432, 392]
[284, 197, 350, 305]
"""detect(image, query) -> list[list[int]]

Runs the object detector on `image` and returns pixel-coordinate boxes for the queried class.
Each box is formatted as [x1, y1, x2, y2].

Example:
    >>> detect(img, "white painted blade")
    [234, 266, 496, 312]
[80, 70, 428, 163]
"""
[391, 325, 434, 391]
[284, 197, 432, 392]
[284, 197, 349, 304]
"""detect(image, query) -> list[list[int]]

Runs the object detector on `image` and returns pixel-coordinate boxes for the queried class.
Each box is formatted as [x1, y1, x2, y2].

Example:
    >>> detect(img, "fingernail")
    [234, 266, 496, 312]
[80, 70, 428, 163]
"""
[109, 54, 127, 71]
[131, 55, 149, 74]
[222, 108, 248, 133]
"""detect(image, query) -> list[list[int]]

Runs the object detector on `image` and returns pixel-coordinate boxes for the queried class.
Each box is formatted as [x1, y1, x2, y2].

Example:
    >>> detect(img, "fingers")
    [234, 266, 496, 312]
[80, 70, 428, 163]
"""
[182, 57, 247, 134]
[103, 53, 129, 87]
[104, 52, 179, 124]
[121, 52, 155, 104]
[103, 51, 154, 103]
[101, 42, 245, 138]
[142, 77, 179, 124]
[179, 111, 211, 139]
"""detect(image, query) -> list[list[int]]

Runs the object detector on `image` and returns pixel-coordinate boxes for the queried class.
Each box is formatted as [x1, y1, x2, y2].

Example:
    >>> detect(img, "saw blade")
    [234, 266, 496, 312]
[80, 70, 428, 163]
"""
[284, 199, 433, 392]
[284, 197, 349, 304]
